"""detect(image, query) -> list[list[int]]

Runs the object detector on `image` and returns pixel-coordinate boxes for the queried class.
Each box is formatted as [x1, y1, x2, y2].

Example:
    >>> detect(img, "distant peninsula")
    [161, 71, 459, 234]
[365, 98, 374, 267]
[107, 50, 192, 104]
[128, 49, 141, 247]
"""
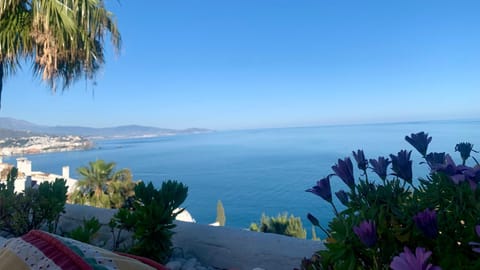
[0, 133, 92, 156]
[0, 117, 212, 156]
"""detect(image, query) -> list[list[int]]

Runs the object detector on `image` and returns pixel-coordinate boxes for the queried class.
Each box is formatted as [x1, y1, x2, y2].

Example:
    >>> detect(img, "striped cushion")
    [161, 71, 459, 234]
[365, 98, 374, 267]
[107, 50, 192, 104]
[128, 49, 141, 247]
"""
[0, 230, 167, 270]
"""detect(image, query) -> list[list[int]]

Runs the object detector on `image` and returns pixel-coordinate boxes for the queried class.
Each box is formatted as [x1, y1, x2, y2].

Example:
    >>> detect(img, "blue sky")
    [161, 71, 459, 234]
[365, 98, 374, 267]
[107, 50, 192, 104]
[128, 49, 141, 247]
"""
[2, 0, 480, 130]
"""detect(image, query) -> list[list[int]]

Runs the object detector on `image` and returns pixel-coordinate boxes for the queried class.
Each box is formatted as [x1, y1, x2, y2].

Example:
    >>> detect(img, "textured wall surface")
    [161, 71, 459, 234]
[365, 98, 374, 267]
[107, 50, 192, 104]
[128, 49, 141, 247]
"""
[58, 204, 324, 270]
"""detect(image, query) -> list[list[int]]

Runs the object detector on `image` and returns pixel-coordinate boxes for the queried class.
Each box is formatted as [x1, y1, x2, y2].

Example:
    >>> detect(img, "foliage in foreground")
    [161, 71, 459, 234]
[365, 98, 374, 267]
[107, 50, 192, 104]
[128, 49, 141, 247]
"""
[0, 168, 67, 236]
[110, 180, 188, 263]
[302, 132, 480, 270]
[0, 0, 121, 105]
[250, 212, 307, 239]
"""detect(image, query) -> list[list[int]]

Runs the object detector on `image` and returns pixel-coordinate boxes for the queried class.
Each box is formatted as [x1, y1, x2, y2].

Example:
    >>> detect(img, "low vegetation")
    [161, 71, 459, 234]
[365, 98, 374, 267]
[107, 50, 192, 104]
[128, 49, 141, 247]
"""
[302, 132, 480, 269]
[0, 168, 67, 236]
[67, 217, 102, 244]
[216, 200, 226, 226]
[0, 160, 189, 265]
[250, 212, 307, 239]
[110, 180, 188, 263]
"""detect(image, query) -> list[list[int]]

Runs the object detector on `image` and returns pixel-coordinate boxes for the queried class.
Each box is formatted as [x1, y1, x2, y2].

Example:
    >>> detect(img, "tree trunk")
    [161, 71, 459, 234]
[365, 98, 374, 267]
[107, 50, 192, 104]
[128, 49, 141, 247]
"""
[0, 60, 3, 108]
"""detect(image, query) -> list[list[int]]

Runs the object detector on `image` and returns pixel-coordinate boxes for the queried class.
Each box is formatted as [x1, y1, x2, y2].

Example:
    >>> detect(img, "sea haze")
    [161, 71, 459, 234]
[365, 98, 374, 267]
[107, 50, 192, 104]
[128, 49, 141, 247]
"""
[5, 120, 480, 233]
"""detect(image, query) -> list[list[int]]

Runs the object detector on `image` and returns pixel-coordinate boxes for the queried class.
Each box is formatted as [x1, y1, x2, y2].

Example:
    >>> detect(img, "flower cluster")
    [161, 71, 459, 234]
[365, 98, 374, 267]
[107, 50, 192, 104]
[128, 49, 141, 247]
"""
[302, 132, 480, 270]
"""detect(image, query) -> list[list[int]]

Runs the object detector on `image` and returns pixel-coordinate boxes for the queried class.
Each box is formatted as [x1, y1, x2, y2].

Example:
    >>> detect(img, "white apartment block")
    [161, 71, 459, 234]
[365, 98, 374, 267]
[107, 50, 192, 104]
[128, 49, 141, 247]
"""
[1, 157, 78, 194]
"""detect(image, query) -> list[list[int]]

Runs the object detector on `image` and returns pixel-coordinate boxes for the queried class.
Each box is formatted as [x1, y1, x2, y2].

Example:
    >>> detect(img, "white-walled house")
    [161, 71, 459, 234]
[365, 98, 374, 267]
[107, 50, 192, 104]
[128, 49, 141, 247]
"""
[2, 157, 78, 194]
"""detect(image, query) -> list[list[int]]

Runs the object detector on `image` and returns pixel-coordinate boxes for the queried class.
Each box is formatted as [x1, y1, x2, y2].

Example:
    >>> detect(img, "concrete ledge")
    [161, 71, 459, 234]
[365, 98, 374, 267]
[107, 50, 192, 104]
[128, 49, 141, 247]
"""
[58, 204, 324, 270]
[172, 221, 323, 270]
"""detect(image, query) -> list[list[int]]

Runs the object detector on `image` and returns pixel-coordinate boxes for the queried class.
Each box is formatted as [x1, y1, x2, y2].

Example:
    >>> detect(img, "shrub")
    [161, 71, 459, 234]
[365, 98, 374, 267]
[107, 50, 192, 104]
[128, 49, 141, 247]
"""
[216, 200, 226, 226]
[67, 217, 102, 244]
[302, 132, 480, 269]
[110, 180, 188, 263]
[0, 168, 67, 236]
[250, 212, 307, 239]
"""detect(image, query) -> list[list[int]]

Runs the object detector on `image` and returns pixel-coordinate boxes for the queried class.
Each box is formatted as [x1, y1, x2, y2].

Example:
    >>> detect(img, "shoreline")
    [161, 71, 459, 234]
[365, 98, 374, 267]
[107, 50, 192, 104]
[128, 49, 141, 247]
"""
[0, 135, 93, 157]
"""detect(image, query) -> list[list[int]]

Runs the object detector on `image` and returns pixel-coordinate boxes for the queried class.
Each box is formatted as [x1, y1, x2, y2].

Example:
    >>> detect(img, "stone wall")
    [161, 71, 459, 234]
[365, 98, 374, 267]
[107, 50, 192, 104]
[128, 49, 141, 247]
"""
[58, 204, 324, 270]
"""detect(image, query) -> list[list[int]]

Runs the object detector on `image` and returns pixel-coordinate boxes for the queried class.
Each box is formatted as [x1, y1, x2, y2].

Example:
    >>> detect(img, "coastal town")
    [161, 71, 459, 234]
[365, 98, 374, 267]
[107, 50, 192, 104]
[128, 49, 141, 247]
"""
[0, 135, 92, 156]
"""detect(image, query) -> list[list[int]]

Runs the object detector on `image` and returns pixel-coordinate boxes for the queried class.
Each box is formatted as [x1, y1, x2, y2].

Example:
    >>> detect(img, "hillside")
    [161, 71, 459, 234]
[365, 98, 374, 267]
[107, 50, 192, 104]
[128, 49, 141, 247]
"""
[0, 128, 40, 139]
[0, 117, 212, 139]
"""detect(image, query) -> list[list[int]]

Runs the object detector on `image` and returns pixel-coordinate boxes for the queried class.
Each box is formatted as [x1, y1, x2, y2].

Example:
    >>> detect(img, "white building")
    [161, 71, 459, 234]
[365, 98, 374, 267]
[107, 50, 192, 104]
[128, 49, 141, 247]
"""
[11, 157, 78, 194]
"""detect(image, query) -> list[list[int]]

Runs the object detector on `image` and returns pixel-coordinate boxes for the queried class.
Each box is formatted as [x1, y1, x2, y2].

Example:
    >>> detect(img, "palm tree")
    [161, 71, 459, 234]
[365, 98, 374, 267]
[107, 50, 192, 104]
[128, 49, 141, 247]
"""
[107, 168, 136, 208]
[71, 160, 135, 208]
[0, 0, 121, 106]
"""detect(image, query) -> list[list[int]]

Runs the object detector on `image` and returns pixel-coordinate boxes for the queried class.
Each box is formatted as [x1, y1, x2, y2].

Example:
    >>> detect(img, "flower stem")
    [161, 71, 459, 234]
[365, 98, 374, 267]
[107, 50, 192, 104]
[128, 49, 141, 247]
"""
[472, 156, 480, 166]
[330, 201, 339, 217]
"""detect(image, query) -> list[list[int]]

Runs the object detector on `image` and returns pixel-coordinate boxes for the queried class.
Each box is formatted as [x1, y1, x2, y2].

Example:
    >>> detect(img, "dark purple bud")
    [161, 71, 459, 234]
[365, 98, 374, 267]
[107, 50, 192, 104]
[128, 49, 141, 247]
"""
[335, 190, 349, 206]
[306, 176, 332, 203]
[390, 247, 441, 270]
[353, 220, 377, 248]
[352, 149, 368, 171]
[476, 225, 480, 237]
[405, 132, 432, 157]
[332, 157, 355, 188]
[307, 213, 320, 227]
[425, 152, 446, 170]
[390, 150, 413, 184]
[369, 156, 391, 181]
[413, 209, 438, 239]
[455, 142, 474, 164]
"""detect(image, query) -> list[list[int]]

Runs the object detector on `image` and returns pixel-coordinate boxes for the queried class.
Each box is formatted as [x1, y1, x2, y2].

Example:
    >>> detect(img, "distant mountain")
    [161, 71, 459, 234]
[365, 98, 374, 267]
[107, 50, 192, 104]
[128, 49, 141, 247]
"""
[0, 117, 212, 139]
[0, 118, 41, 131]
[0, 128, 40, 139]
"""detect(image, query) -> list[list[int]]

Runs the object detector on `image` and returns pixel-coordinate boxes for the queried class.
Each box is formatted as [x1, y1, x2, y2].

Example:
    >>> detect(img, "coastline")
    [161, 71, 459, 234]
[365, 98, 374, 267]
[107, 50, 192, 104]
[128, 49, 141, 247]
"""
[0, 135, 93, 156]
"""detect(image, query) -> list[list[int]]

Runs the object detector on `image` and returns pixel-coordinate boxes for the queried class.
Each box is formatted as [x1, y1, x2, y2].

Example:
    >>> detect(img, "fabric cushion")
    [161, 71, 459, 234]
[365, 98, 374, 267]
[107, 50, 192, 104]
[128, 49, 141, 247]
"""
[0, 230, 168, 270]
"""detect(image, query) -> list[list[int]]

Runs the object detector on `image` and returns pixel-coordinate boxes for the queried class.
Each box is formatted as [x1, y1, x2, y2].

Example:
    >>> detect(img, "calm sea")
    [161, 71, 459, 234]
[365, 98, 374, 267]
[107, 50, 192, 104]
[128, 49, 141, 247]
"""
[5, 120, 480, 233]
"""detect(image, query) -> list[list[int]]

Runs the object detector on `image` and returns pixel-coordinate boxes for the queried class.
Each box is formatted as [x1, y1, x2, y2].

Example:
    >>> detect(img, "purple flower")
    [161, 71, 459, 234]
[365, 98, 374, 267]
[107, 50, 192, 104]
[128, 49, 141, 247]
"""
[413, 209, 438, 238]
[390, 247, 441, 270]
[405, 132, 432, 157]
[470, 242, 480, 254]
[306, 176, 332, 203]
[353, 220, 377, 248]
[335, 190, 349, 206]
[369, 156, 391, 181]
[332, 157, 355, 188]
[352, 149, 368, 171]
[390, 150, 413, 184]
[432, 154, 480, 186]
[455, 142, 474, 164]
[425, 152, 446, 170]
[469, 225, 480, 253]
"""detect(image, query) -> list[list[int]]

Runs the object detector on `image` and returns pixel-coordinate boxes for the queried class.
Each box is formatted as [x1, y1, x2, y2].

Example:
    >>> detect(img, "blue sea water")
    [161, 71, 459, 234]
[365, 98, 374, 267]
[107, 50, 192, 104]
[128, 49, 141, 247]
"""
[5, 120, 480, 233]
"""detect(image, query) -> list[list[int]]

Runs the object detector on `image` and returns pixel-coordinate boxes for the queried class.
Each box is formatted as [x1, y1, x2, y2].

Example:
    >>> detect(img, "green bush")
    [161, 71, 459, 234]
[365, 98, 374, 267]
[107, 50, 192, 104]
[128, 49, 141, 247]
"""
[67, 217, 102, 244]
[0, 168, 67, 236]
[250, 212, 307, 239]
[110, 180, 188, 263]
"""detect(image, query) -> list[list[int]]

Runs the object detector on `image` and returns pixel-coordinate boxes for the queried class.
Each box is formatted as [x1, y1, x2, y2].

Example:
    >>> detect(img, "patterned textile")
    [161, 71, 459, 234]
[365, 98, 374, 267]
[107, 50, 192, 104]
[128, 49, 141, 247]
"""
[0, 230, 168, 270]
